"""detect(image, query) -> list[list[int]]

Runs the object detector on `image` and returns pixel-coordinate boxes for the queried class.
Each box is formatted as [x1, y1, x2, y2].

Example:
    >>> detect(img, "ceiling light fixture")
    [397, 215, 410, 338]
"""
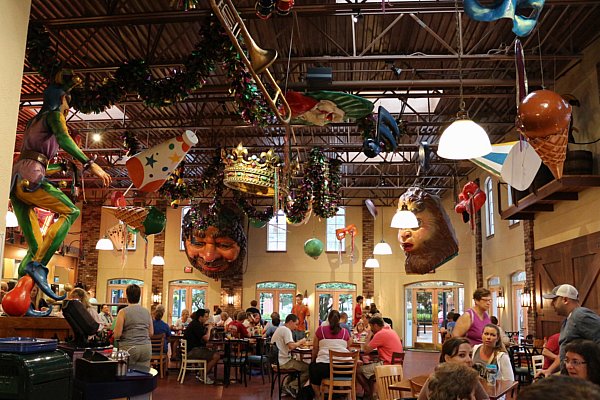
[365, 258, 380, 268]
[390, 204, 419, 229]
[5, 210, 18, 228]
[373, 207, 392, 255]
[95, 236, 114, 251]
[151, 255, 165, 266]
[437, 1, 491, 160]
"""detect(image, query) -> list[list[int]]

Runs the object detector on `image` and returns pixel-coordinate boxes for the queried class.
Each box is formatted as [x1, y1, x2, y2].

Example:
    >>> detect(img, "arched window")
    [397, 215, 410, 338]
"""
[256, 281, 297, 322]
[168, 279, 209, 325]
[511, 271, 528, 338]
[107, 278, 144, 304]
[484, 177, 495, 237]
[315, 282, 357, 324]
[487, 276, 501, 316]
[506, 186, 518, 226]
[326, 207, 346, 252]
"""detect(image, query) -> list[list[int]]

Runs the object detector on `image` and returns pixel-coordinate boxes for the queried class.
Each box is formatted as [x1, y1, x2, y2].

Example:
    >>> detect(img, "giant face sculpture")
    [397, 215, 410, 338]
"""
[182, 205, 246, 279]
[396, 187, 459, 274]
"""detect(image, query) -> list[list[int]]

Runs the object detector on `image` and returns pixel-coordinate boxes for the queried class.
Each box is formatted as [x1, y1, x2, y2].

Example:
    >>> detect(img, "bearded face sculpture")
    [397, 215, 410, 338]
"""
[182, 205, 246, 279]
[396, 187, 459, 274]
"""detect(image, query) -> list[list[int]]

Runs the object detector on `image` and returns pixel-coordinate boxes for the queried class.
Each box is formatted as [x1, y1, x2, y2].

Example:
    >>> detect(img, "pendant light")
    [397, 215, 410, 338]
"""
[365, 258, 380, 268]
[390, 204, 419, 229]
[5, 210, 18, 228]
[95, 236, 114, 250]
[437, 1, 492, 160]
[151, 255, 165, 266]
[373, 207, 392, 255]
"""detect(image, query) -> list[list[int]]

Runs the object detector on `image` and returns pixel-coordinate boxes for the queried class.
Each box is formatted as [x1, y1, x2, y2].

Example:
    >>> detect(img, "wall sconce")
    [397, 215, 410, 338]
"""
[227, 294, 235, 306]
[497, 288, 506, 308]
[151, 255, 165, 266]
[95, 235, 114, 250]
[152, 290, 162, 304]
[521, 284, 531, 308]
[302, 290, 309, 306]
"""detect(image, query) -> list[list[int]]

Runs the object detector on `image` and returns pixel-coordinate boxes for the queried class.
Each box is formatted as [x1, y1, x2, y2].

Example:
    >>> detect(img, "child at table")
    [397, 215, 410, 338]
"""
[352, 321, 368, 343]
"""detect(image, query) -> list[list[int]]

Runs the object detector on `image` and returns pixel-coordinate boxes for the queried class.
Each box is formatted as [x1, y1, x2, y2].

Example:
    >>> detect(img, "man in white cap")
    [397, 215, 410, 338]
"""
[538, 284, 600, 377]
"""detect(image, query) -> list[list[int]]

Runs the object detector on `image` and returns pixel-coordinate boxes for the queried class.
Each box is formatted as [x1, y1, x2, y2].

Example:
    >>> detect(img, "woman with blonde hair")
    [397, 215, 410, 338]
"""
[472, 324, 514, 382]
[68, 287, 103, 329]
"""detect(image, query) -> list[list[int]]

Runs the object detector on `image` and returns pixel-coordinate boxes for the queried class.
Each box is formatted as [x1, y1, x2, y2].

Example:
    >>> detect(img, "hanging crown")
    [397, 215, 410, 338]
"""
[221, 143, 282, 197]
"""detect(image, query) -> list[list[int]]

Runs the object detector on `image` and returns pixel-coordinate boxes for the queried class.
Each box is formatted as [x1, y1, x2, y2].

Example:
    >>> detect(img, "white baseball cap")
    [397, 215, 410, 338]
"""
[542, 284, 579, 301]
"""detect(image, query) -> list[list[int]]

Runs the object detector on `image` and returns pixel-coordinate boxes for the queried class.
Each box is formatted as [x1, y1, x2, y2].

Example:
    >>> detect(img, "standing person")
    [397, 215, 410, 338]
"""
[452, 288, 492, 345]
[538, 284, 600, 377]
[543, 332, 560, 370]
[184, 309, 220, 384]
[152, 305, 171, 354]
[246, 299, 260, 315]
[292, 293, 310, 341]
[354, 295, 364, 326]
[113, 284, 153, 372]
[309, 310, 352, 400]
[271, 314, 309, 397]
[357, 316, 404, 399]
[98, 304, 114, 329]
[418, 338, 490, 400]
[472, 324, 514, 383]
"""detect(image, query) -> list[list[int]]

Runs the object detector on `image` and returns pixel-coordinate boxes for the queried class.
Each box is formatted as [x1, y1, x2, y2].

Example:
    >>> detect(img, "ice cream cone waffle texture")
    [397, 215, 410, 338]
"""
[106, 207, 149, 231]
[527, 128, 567, 180]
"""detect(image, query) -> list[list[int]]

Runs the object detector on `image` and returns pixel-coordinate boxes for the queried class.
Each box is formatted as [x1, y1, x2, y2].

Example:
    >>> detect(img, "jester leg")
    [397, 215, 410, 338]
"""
[25, 303, 53, 317]
[24, 261, 66, 301]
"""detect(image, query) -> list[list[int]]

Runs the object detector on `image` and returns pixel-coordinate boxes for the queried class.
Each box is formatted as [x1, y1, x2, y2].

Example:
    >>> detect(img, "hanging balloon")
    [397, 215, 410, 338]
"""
[304, 238, 324, 260]
[365, 199, 378, 218]
[250, 219, 268, 229]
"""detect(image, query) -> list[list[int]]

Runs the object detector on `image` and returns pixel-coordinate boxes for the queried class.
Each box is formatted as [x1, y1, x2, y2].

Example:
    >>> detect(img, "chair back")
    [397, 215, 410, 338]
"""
[322, 350, 359, 397]
[409, 377, 424, 396]
[532, 354, 544, 376]
[391, 351, 405, 366]
[374, 364, 403, 400]
[150, 333, 165, 356]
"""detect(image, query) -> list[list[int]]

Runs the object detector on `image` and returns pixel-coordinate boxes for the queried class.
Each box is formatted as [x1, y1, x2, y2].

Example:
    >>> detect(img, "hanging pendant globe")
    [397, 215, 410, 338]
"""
[373, 241, 392, 255]
[365, 258, 380, 268]
[437, 118, 492, 160]
[304, 238, 324, 259]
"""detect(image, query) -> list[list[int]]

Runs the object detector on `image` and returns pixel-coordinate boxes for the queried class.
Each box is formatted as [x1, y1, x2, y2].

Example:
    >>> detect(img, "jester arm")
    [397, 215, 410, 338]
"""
[47, 112, 112, 187]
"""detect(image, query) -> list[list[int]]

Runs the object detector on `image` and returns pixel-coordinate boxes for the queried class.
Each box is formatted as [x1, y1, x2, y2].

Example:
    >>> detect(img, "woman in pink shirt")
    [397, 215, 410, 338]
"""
[452, 288, 492, 345]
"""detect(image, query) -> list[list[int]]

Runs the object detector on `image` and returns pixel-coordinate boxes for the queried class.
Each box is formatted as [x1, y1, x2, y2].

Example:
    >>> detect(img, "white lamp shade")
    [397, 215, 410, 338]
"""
[390, 209, 419, 229]
[373, 241, 392, 255]
[151, 255, 165, 266]
[365, 258, 380, 268]
[6, 211, 18, 228]
[437, 119, 492, 160]
[95, 237, 114, 250]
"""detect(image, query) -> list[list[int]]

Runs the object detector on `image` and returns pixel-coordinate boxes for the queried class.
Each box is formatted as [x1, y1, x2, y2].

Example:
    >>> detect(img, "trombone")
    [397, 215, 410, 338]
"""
[210, 0, 292, 124]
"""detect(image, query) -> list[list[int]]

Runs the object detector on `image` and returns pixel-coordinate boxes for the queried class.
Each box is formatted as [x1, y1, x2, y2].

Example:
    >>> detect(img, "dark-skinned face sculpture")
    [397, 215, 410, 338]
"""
[396, 187, 459, 274]
[182, 204, 246, 279]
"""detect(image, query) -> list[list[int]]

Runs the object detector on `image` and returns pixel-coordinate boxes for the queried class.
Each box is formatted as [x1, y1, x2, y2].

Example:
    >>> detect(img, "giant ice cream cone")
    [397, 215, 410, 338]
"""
[104, 206, 166, 237]
[527, 128, 568, 180]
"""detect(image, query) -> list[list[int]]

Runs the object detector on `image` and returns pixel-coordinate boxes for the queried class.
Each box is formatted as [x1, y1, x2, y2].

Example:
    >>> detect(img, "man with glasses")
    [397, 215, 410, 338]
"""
[538, 284, 600, 377]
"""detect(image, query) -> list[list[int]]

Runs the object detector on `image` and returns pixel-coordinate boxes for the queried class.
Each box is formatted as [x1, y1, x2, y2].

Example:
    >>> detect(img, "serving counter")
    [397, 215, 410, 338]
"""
[0, 316, 73, 340]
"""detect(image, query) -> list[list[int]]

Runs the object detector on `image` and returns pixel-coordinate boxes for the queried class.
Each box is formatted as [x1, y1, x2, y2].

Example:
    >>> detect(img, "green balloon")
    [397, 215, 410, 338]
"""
[304, 238, 324, 260]
[142, 207, 166, 236]
[250, 219, 268, 229]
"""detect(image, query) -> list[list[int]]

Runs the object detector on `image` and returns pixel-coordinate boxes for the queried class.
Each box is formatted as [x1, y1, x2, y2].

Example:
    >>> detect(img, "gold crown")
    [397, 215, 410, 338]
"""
[221, 143, 283, 197]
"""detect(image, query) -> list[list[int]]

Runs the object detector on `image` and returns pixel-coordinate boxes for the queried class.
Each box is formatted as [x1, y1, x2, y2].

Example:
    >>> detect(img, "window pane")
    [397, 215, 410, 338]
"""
[279, 293, 294, 321]
[485, 177, 495, 236]
[326, 208, 346, 251]
[319, 294, 333, 323]
[180, 206, 191, 250]
[338, 293, 353, 322]
[259, 292, 274, 321]
[267, 210, 287, 251]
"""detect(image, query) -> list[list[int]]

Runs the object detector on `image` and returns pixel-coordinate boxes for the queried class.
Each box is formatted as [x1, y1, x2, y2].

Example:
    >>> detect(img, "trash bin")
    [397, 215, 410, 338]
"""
[0, 349, 72, 399]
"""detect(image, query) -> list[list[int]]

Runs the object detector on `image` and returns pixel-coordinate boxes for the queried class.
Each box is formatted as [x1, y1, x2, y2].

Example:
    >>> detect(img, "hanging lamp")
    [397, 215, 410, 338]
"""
[373, 207, 392, 255]
[390, 204, 419, 229]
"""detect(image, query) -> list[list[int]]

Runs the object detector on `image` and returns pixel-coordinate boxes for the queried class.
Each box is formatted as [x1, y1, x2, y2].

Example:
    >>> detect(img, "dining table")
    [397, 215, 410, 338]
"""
[389, 375, 518, 399]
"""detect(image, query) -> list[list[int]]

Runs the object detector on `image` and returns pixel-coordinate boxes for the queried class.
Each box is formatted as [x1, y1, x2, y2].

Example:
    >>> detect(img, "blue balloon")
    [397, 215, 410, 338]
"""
[464, 0, 545, 37]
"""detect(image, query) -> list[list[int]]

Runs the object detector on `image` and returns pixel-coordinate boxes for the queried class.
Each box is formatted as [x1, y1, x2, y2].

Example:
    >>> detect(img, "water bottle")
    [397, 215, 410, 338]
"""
[486, 364, 498, 386]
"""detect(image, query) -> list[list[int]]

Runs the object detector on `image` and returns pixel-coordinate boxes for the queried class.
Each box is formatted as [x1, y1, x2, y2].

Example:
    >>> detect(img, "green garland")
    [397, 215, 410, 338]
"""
[299, 147, 342, 219]
[26, 19, 276, 126]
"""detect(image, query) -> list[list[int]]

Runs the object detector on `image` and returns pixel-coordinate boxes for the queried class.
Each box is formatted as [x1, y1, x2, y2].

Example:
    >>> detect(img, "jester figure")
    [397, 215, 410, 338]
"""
[2, 72, 111, 317]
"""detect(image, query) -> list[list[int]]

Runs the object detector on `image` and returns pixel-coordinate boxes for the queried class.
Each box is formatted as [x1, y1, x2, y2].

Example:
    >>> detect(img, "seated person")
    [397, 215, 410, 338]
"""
[184, 309, 220, 384]
[173, 309, 192, 332]
[271, 314, 309, 397]
[427, 363, 480, 400]
[446, 312, 459, 337]
[218, 311, 232, 329]
[471, 324, 514, 386]
[352, 321, 368, 343]
[263, 312, 280, 341]
[243, 312, 261, 336]
[542, 332, 560, 370]
[30, 284, 48, 311]
[357, 316, 403, 399]
[69, 287, 103, 331]
[340, 312, 352, 335]
[152, 305, 171, 354]
[564, 340, 600, 385]
[98, 304, 114, 329]
[518, 375, 600, 400]
[228, 311, 250, 338]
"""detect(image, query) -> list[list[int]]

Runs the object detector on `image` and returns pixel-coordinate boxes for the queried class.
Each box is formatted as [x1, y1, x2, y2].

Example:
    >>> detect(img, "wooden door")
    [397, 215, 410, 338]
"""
[534, 231, 600, 338]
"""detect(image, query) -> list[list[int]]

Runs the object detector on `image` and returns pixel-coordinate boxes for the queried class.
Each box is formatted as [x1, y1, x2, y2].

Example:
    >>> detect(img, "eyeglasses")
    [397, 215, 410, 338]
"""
[565, 358, 587, 367]
[480, 297, 493, 302]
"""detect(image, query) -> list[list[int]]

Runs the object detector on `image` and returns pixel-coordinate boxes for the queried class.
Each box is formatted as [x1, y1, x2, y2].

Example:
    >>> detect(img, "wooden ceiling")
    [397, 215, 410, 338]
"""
[17, 0, 600, 206]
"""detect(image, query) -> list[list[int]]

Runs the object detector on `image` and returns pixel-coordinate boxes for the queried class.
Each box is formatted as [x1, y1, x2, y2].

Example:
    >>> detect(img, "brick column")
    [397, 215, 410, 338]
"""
[151, 202, 167, 301]
[362, 205, 374, 298]
[523, 219, 536, 336]
[77, 200, 103, 291]
[221, 273, 243, 315]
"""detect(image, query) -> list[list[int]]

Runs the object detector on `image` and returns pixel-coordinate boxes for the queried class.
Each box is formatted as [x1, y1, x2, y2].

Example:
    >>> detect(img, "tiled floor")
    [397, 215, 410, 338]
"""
[152, 350, 439, 399]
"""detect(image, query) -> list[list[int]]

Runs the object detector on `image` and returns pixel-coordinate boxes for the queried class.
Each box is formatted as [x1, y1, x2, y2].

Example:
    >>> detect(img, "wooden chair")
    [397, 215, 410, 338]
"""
[177, 338, 208, 384]
[269, 344, 301, 400]
[409, 377, 424, 397]
[150, 333, 168, 378]
[224, 339, 250, 387]
[532, 354, 544, 377]
[320, 350, 360, 400]
[247, 337, 270, 384]
[508, 345, 534, 385]
[374, 364, 403, 400]
[391, 351, 405, 366]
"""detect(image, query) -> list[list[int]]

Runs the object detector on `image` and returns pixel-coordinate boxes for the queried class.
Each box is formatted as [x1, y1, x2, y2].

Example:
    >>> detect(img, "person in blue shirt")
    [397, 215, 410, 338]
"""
[152, 304, 171, 353]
